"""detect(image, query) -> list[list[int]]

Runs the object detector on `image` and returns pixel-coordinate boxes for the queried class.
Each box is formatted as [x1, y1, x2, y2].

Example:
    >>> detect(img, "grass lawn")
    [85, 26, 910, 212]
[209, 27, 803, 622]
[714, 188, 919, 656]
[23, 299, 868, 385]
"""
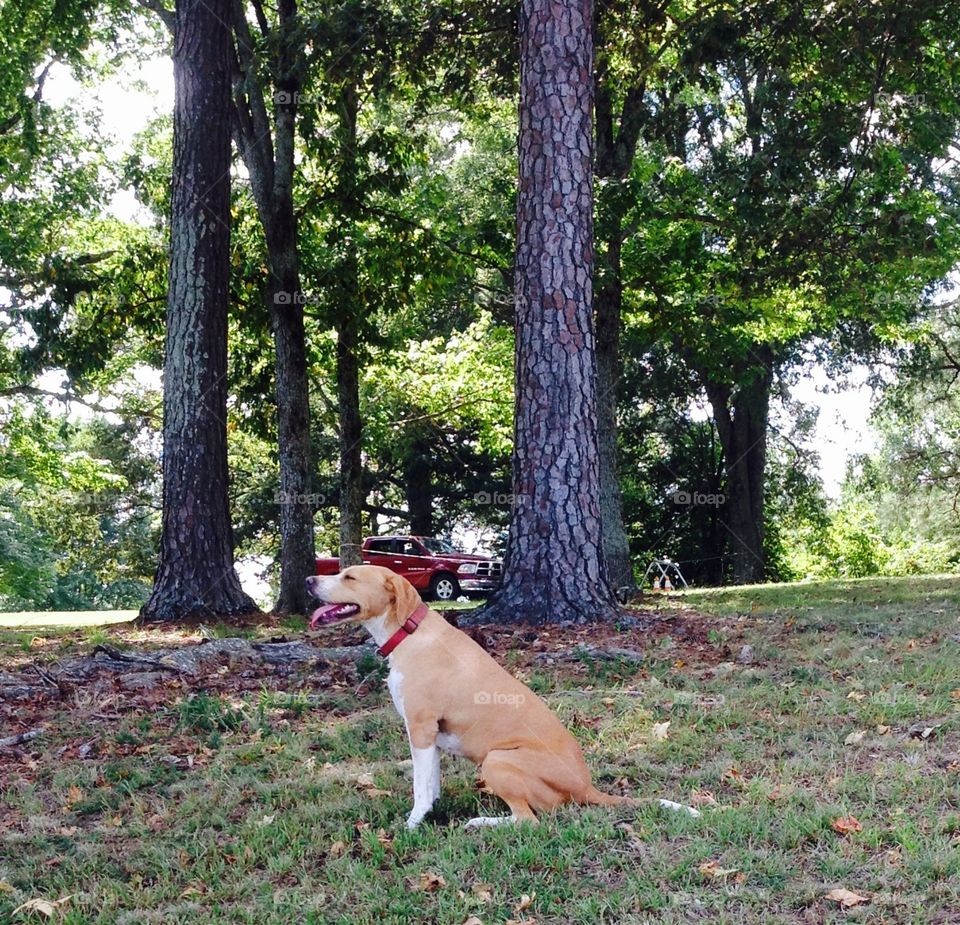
[1, 576, 959, 923]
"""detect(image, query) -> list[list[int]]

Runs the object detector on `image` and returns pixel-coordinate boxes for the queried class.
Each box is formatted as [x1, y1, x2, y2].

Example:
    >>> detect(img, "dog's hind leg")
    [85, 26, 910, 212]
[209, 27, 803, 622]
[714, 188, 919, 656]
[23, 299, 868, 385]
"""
[464, 750, 539, 828]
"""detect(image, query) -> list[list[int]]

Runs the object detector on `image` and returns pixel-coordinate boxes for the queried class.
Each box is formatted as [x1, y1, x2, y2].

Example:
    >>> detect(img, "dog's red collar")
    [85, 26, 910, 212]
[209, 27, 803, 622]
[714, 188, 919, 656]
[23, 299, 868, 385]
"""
[377, 602, 429, 657]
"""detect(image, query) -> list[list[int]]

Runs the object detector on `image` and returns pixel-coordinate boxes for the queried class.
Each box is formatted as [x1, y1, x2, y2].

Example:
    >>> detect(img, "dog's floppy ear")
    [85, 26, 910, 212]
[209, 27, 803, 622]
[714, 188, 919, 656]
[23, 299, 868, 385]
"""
[386, 573, 421, 623]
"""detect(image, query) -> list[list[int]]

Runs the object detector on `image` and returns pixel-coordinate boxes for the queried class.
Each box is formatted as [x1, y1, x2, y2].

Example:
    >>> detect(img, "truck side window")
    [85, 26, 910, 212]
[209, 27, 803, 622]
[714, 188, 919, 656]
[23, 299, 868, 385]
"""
[367, 540, 393, 555]
[401, 540, 423, 557]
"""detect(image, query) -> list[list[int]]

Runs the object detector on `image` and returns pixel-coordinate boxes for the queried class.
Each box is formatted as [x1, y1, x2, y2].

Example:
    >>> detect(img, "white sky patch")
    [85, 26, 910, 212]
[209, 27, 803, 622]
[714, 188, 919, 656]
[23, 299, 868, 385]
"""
[43, 55, 174, 223]
[792, 365, 877, 497]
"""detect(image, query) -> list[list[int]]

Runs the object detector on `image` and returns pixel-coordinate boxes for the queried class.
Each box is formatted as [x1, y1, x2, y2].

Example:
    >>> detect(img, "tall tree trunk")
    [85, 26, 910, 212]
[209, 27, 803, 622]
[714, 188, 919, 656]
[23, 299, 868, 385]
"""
[405, 434, 433, 536]
[480, 0, 619, 625]
[704, 353, 772, 585]
[335, 79, 365, 567]
[594, 239, 632, 590]
[267, 226, 315, 613]
[337, 299, 364, 565]
[231, 0, 315, 614]
[593, 70, 646, 591]
[140, 0, 257, 623]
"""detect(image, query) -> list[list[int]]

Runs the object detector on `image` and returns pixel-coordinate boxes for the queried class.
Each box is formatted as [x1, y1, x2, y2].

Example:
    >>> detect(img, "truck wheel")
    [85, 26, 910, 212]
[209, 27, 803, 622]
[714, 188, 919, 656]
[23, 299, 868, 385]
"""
[429, 573, 460, 602]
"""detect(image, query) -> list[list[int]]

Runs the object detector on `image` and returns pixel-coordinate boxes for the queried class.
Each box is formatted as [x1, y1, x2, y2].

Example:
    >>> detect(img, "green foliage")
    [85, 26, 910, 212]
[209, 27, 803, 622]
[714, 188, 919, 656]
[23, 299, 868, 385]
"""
[823, 498, 892, 579]
[0, 401, 155, 610]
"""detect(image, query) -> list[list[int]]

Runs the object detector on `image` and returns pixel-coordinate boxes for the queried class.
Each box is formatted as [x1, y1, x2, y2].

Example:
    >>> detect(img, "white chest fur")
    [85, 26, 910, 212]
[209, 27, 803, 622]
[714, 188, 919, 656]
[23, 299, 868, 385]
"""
[386, 667, 406, 722]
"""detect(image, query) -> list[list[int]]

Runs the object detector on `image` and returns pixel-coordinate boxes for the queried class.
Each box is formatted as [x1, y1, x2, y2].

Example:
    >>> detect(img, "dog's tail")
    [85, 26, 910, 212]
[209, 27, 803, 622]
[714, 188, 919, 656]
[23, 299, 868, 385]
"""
[581, 786, 641, 807]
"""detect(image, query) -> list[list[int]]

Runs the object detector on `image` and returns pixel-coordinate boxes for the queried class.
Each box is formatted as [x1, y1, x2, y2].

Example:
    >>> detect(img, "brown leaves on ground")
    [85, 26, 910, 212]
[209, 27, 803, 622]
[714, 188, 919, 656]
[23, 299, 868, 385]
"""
[513, 892, 536, 913]
[698, 860, 744, 883]
[824, 887, 870, 908]
[831, 815, 863, 835]
[416, 871, 447, 892]
[13, 895, 73, 917]
[650, 720, 671, 741]
[355, 772, 392, 798]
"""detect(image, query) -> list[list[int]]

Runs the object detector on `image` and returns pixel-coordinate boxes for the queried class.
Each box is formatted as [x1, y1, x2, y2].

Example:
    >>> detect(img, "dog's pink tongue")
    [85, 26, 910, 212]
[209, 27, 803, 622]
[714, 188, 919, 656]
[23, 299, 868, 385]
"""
[310, 603, 343, 628]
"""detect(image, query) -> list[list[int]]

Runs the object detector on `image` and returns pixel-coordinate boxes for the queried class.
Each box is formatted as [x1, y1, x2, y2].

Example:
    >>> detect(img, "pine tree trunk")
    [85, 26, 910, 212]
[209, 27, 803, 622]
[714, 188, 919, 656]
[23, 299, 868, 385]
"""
[338, 300, 364, 566]
[336, 80, 364, 567]
[267, 237, 316, 613]
[479, 0, 619, 625]
[705, 356, 772, 585]
[594, 238, 633, 590]
[593, 70, 646, 592]
[140, 0, 257, 623]
[230, 0, 315, 614]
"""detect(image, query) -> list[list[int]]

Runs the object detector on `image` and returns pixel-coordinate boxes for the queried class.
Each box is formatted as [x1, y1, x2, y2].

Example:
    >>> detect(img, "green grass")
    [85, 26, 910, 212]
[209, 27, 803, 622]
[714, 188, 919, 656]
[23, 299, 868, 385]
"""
[2, 576, 959, 923]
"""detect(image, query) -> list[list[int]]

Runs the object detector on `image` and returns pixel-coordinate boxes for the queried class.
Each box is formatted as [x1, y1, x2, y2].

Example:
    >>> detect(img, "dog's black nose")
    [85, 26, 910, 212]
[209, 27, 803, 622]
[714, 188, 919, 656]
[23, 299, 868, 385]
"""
[305, 577, 314, 591]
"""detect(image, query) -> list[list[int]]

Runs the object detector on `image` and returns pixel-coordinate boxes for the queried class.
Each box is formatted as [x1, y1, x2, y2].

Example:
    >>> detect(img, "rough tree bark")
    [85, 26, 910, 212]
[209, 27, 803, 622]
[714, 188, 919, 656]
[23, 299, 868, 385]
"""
[337, 293, 364, 566]
[231, 0, 315, 614]
[704, 350, 773, 585]
[335, 79, 365, 567]
[479, 0, 619, 625]
[594, 74, 646, 591]
[140, 0, 257, 623]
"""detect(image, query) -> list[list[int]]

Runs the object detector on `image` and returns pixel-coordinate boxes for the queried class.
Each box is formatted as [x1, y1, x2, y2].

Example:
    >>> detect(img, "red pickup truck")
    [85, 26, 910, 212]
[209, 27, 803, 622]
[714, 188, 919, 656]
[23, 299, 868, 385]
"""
[315, 535, 503, 601]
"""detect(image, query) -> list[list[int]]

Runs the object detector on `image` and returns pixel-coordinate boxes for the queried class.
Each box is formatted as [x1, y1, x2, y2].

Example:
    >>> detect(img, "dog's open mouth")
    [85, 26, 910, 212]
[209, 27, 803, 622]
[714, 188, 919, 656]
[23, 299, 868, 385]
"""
[309, 602, 361, 628]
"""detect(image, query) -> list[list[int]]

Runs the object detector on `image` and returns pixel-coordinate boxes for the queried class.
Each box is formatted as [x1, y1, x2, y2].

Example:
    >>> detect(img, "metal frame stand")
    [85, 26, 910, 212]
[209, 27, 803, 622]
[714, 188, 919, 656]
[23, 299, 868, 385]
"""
[641, 557, 689, 591]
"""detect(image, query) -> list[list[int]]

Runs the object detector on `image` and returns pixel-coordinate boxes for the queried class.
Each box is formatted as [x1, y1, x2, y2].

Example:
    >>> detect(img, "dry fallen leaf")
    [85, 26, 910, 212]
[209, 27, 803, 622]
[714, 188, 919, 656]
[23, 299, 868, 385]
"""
[650, 721, 671, 741]
[417, 871, 446, 892]
[328, 840, 347, 858]
[462, 917, 485, 925]
[690, 790, 718, 807]
[13, 895, 73, 918]
[908, 723, 936, 740]
[471, 882, 494, 903]
[847, 690, 866, 702]
[13, 898, 57, 918]
[825, 887, 869, 908]
[376, 828, 394, 852]
[699, 860, 740, 880]
[875, 724, 891, 734]
[844, 730, 866, 745]
[0, 881, 15, 894]
[65, 785, 83, 807]
[513, 892, 536, 913]
[831, 815, 863, 835]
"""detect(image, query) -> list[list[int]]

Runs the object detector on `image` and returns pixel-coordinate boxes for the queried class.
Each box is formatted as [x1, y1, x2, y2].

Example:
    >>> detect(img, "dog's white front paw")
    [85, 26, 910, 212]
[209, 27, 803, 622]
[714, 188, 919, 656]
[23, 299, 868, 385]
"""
[406, 810, 426, 829]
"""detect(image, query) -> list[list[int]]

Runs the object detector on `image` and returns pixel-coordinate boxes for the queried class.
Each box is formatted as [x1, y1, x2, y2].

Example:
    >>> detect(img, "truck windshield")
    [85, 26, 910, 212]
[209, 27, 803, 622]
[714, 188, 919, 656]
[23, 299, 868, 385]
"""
[421, 537, 460, 555]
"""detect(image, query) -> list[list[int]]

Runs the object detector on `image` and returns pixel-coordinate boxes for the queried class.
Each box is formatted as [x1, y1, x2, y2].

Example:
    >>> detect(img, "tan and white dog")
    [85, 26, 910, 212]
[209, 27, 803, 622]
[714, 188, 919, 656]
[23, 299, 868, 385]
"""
[306, 564, 632, 828]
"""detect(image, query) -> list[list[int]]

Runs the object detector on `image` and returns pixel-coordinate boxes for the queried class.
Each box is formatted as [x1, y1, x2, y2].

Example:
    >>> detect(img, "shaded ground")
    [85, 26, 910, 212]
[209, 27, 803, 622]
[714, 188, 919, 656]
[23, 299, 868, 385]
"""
[1, 577, 959, 923]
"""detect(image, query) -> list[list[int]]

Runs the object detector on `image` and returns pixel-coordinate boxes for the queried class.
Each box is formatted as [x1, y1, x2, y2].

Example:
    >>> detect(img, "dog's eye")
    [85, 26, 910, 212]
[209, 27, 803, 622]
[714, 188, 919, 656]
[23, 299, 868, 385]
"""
[343, 575, 354, 581]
